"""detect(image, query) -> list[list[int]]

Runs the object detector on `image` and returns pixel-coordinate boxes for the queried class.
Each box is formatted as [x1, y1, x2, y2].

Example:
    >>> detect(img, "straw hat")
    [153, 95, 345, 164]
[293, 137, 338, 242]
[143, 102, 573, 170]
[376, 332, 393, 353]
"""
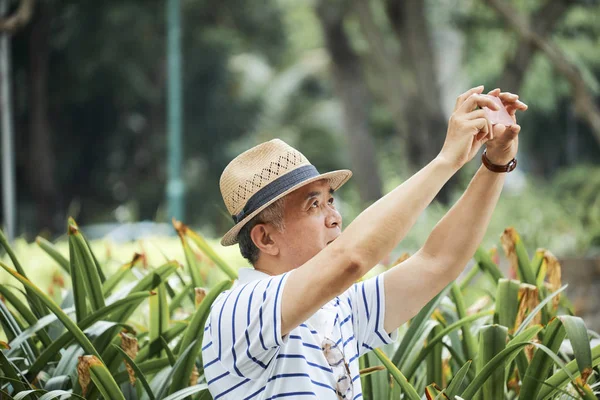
[219, 139, 352, 246]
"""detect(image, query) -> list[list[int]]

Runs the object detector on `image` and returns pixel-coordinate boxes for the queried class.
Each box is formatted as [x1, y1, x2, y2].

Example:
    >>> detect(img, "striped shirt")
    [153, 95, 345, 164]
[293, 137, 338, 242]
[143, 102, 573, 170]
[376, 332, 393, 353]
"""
[202, 268, 397, 400]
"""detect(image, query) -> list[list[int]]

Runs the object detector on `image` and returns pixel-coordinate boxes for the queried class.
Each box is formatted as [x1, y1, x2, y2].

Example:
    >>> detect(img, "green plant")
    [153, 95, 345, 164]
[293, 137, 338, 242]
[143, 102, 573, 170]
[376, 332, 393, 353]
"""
[0, 219, 234, 399]
[360, 227, 600, 399]
[0, 221, 598, 399]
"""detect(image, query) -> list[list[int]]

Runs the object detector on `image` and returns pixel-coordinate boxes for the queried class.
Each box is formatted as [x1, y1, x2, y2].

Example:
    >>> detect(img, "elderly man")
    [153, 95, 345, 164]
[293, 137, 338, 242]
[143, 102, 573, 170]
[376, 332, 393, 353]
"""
[201, 85, 527, 399]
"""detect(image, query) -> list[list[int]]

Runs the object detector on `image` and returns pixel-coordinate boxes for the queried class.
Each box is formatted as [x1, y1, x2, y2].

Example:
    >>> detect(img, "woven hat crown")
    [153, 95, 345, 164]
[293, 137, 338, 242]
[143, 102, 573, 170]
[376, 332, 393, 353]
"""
[219, 139, 310, 216]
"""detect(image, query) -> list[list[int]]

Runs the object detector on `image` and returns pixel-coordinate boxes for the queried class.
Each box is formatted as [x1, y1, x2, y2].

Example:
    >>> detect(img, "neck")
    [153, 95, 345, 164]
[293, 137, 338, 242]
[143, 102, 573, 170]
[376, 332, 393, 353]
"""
[254, 255, 296, 276]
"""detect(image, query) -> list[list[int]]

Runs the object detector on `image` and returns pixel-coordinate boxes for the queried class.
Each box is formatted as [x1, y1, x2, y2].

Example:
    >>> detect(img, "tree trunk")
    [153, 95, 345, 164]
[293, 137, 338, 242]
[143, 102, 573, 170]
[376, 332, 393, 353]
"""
[385, 0, 457, 204]
[317, 1, 383, 207]
[27, 2, 57, 233]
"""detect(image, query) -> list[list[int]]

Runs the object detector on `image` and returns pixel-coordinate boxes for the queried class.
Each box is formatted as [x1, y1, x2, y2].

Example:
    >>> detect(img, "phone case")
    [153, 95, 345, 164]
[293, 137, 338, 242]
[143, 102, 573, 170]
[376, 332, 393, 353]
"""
[482, 95, 514, 126]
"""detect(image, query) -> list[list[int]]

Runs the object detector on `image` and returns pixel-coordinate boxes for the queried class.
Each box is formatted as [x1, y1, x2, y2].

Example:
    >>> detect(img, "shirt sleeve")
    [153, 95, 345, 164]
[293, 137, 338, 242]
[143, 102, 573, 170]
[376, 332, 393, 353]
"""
[208, 272, 290, 379]
[344, 274, 398, 357]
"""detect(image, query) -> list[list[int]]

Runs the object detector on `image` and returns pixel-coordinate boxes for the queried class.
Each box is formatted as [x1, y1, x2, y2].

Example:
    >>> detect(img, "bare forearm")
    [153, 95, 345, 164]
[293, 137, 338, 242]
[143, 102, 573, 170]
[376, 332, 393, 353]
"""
[422, 163, 506, 277]
[339, 156, 459, 274]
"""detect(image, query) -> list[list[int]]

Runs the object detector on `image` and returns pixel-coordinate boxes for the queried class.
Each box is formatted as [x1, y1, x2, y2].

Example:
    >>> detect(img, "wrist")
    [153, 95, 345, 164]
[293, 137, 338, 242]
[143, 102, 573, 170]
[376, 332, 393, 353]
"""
[484, 149, 515, 166]
[434, 153, 462, 173]
[482, 149, 517, 173]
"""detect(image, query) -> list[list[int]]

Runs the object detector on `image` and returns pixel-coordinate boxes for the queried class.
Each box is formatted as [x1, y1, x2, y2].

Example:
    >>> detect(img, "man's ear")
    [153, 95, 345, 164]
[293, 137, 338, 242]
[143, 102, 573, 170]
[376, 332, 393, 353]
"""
[250, 223, 280, 256]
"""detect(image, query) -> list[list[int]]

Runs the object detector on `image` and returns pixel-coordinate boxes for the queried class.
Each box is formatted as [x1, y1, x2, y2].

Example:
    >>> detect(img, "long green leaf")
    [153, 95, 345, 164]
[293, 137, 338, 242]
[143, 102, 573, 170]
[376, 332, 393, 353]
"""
[84, 356, 126, 400]
[503, 324, 543, 379]
[170, 280, 232, 394]
[0, 260, 101, 360]
[405, 311, 492, 380]
[494, 279, 520, 333]
[460, 341, 532, 399]
[0, 285, 53, 349]
[0, 347, 31, 394]
[168, 282, 194, 313]
[154, 340, 198, 400]
[459, 264, 480, 291]
[68, 237, 88, 322]
[445, 360, 472, 399]
[13, 390, 45, 399]
[520, 318, 566, 399]
[539, 344, 600, 400]
[175, 220, 238, 280]
[451, 283, 477, 364]
[149, 282, 169, 359]
[35, 236, 70, 274]
[102, 253, 143, 297]
[68, 221, 105, 312]
[475, 325, 507, 400]
[162, 385, 209, 400]
[0, 229, 48, 319]
[391, 284, 451, 368]
[111, 344, 156, 400]
[25, 292, 152, 380]
[135, 322, 188, 364]
[374, 348, 421, 400]
[38, 391, 86, 400]
[178, 232, 205, 289]
[512, 229, 536, 284]
[178, 279, 232, 357]
[113, 358, 171, 384]
[559, 315, 593, 383]
[473, 247, 503, 282]
[426, 324, 443, 388]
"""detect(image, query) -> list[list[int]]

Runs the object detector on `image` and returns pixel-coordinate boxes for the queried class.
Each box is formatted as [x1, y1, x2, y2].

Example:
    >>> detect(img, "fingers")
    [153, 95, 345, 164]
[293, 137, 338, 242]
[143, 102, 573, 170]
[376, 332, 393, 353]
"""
[465, 109, 488, 121]
[498, 92, 528, 114]
[455, 85, 485, 110]
[507, 124, 521, 135]
[492, 123, 507, 138]
[468, 118, 490, 139]
[459, 93, 500, 114]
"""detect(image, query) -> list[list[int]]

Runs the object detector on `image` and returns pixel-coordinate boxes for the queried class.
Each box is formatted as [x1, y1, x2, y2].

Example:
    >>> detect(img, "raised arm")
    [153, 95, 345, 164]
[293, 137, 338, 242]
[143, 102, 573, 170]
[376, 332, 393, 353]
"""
[281, 86, 504, 336]
[382, 90, 527, 332]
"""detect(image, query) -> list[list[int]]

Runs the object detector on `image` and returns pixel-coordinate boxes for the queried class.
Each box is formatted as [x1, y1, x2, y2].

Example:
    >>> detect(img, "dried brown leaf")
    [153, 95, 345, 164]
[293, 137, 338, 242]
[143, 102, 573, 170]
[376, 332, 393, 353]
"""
[195, 287, 207, 308]
[120, 332, 139, 385]
[543, 250, 562, 310]
[501, 227, 519, 279]
[515, 284, 540, 333]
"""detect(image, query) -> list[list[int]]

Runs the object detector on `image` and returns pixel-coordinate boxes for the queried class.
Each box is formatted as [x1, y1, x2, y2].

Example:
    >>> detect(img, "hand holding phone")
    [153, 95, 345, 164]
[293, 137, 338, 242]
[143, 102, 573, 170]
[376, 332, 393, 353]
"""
[481, 95, 514, 126]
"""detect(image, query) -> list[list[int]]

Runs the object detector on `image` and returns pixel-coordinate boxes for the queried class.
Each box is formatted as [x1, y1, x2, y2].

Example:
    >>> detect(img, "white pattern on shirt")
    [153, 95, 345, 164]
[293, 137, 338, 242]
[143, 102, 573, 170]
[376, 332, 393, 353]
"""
[202, 268, 397, 400]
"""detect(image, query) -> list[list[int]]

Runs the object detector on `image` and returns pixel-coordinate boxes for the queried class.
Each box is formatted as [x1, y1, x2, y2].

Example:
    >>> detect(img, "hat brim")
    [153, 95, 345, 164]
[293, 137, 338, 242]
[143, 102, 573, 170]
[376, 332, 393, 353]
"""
[220, 169, 352, 246]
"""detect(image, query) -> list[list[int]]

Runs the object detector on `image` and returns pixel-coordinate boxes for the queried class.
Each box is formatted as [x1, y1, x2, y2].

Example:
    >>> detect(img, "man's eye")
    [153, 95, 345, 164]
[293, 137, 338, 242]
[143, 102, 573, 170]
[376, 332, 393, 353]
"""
[328, 197, 335, 205]
[311, 200, 319, 208]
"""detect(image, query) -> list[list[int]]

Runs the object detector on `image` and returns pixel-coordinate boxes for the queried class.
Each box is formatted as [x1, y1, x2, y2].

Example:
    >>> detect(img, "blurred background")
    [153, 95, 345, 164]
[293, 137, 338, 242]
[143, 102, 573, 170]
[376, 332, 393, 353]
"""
[0, 0, 599, 259]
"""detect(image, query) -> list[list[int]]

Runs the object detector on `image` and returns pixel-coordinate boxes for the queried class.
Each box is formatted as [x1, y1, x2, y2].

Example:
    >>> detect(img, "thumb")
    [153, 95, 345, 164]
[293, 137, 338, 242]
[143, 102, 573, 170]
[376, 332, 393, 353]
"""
[492, 124, 508, 137]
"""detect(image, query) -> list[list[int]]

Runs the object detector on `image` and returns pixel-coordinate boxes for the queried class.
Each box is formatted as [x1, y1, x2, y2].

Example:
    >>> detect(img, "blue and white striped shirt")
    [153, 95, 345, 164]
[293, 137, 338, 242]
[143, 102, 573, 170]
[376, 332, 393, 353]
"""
[202, 268, 397, 400]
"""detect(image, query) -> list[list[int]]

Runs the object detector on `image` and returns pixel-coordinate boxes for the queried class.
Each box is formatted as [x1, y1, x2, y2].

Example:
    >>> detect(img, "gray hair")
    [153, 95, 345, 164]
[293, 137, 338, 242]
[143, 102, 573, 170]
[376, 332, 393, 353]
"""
[238, 197, 286, 265]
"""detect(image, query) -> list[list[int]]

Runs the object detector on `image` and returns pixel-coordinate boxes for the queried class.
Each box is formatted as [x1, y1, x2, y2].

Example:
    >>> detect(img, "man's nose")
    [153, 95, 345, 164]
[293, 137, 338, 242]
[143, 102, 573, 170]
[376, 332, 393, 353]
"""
[326, 208, 342, 229]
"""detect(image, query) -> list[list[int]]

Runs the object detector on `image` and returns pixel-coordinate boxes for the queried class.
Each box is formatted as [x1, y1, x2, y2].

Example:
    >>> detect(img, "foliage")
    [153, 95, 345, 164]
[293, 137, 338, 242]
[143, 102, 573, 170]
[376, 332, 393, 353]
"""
[5, 0, 600, 244]
[1, 219, 599, 399]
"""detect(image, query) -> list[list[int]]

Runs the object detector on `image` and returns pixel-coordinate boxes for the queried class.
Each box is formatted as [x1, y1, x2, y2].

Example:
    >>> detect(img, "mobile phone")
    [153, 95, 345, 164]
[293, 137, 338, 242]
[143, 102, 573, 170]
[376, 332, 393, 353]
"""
[482, 95, 514, 126]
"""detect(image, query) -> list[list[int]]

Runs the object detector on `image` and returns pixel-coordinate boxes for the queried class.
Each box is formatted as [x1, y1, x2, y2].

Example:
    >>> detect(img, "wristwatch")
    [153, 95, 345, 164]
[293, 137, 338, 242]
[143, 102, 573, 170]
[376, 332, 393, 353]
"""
[482, 149, 517, 173]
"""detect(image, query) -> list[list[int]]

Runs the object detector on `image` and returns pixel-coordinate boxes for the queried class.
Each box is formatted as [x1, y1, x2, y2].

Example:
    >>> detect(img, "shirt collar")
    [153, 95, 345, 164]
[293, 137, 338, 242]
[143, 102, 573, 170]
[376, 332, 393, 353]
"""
[237, 267, 272, 284]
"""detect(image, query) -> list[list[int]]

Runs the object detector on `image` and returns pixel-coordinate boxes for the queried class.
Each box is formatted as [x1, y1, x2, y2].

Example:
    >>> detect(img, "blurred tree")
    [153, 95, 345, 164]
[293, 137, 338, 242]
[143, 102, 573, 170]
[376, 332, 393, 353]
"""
[316, 0, 383, 207]
[9, 0, 286, 236]
[457, 0, 600, 174]
[485, 0, 600, 146]
[2, 0, 599, 243]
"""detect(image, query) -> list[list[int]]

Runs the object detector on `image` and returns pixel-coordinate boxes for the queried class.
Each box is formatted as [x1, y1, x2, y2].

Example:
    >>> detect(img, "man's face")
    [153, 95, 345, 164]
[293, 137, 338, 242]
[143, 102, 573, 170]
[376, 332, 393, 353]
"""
[272, 179, 342, 268]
